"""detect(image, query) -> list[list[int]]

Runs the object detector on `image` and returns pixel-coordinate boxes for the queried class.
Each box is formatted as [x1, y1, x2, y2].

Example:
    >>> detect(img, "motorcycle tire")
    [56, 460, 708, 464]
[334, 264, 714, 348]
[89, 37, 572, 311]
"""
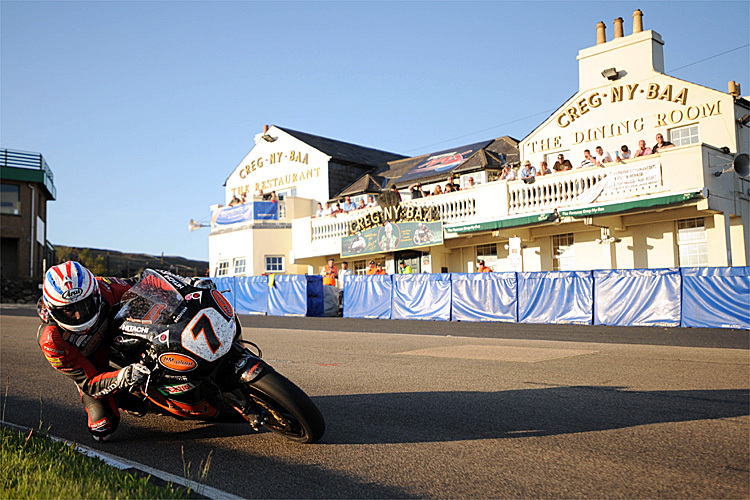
[242, 371, 325, 444]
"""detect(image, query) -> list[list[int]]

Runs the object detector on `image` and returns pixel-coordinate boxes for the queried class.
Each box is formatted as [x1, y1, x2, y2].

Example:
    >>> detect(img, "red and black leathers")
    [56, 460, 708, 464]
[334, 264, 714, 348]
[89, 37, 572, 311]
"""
[38, 276, 137, 440]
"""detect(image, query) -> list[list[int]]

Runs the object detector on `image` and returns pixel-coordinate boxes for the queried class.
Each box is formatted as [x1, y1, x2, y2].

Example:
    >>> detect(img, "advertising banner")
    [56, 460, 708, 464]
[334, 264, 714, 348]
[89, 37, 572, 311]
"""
[214, 201, 278, 226]
[396, 140, 492, 185]
[341, 221, 443, 258]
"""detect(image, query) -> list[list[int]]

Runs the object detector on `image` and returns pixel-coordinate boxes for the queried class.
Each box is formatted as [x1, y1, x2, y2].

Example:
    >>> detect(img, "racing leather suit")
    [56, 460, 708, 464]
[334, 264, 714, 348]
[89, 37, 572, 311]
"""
[38, 276, 142, 440]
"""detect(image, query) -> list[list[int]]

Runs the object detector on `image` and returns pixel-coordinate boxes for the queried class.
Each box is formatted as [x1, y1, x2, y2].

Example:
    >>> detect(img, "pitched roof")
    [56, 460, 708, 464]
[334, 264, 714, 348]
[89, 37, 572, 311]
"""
[337, 174, 384, 197]
[277, 126, 406, 166]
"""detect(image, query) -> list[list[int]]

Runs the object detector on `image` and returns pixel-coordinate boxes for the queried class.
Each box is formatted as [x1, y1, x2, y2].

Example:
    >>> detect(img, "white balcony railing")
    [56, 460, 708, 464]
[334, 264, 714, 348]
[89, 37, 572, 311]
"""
[291, 143, 740, 260]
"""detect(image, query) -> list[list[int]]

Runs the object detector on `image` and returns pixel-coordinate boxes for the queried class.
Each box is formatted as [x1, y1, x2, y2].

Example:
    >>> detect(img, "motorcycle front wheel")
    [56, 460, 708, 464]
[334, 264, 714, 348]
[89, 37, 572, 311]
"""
[241, 371, 325, 444]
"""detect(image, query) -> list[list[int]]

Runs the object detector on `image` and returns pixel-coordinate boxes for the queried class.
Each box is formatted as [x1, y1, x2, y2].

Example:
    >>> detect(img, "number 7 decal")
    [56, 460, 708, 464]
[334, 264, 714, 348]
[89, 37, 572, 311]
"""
[191, 313, 222, 353]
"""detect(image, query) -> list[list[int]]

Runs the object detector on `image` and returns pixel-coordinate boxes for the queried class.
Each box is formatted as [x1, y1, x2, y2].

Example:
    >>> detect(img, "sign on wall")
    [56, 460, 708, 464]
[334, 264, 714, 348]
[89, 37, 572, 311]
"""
[341, 221, 443, 258]
[214, 202, 278, 226]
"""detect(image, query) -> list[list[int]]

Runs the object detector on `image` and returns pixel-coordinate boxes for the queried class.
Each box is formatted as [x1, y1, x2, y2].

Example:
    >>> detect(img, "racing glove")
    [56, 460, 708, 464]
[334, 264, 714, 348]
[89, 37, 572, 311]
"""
[115, 362, 151, 390]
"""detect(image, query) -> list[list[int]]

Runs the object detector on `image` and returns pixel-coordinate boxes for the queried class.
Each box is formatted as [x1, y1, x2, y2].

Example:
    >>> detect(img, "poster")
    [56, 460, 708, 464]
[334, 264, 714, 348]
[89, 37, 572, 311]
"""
[341, 221, 443, 258]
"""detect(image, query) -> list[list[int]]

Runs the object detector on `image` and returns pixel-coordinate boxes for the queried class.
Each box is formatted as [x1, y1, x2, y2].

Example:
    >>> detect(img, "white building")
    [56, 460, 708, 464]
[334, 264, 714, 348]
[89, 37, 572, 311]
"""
[211, 11, 750, 277]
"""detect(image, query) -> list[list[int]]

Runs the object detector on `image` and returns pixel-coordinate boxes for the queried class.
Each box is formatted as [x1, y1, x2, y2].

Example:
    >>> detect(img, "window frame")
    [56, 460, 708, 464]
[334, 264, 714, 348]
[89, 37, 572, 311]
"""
[216, 260, 230, 276]
[669, 124, 700, 147]
[232, 257, 246, 275]
[552, 233, 576, 271]
[1, 183, 21, 216]
[265, 255, 285, 273]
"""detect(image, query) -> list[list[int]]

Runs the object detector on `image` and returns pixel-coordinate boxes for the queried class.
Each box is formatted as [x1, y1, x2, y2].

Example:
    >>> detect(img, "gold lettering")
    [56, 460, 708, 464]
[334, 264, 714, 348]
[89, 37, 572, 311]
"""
[611, 86, 623, 103]
[655, 113, 667, 127]
[578, 98, 589, 115]
[566, 107, 580, 124]
[686, 106, 700, 120]
[557, 113, 570, 128]
[673, 88, 688, 105]
[301, 153, 309, 164]
[239, 169, 247, 179]
[588, 93, 602, 108]
[658, 84, 673, 102]
[626, 84, 639, 100]
[292, 173, 298, 183]
[669, 109, 683, 124]
[372, 211, 382, 225]
[573, 132, 585, 144]
[702, 100, 720, 117]
[646, 83, 659, 99]
[634, 117, 644, 131]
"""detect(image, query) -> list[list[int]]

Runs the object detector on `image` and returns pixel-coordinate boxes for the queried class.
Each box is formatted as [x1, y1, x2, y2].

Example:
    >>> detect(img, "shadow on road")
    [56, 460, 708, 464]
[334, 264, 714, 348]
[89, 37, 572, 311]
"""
[314, 386, 749, 445]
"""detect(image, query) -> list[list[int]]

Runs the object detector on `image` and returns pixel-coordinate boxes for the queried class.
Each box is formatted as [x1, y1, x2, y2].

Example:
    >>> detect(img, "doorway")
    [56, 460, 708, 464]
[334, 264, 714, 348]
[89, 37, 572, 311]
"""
[395, 250, 421, 274]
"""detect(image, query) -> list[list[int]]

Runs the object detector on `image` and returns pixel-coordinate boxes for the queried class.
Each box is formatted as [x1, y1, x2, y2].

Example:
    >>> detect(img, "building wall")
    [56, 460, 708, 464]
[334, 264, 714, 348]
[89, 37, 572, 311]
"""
[0, 180, 50, 279]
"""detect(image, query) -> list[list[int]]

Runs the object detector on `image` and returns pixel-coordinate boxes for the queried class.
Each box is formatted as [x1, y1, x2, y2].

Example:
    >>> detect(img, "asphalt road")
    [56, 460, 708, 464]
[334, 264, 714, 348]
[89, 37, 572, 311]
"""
[2, 305, 748, 499]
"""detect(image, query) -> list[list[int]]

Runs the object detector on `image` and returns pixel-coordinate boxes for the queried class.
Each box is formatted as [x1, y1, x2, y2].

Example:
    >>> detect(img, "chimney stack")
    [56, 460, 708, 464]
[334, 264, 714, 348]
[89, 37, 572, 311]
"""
[596, 21, 606, 44]
[633, 9, 643, 33]
[614, 17, 624, 38]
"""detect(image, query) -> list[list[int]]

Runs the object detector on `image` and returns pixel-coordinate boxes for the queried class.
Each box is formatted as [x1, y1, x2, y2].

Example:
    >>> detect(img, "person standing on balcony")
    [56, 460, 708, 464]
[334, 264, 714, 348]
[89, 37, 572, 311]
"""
[366, 260, 378, 275]
[356, 199, 366, 210]
[321, 258, 338, 286]
[553, 154, 573, 172]
[314, 202, 323, 218]
[367, 195, 378, 208]
[477, 260, 492, 273]
[652, 133, 675, 154]
[342, 196, 357, 212]
[499, 164, 517, 181]
[375, 263, 387, 275]
[520, 161, 537, 183]
[579, 149, 596, 168]
[409, 183, 427, 199]
[467, 177, 476, 189]
[615, 145, 632, 162]
[398, 261, 413, 274]
[322, 202, 333, 217]
[633, 140, 652, 158]
[432, 185, 443, 195]
[390, 185, 402, 202]
[537, 161, 552, 176]
[595, 146, 614, 165]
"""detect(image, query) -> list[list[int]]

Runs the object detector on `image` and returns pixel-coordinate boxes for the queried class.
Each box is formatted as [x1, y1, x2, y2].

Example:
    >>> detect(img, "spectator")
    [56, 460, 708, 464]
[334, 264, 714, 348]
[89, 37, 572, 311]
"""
[466, 177, 476, 189]
[321, 258, 338, 286]
[499, 165, 517, 181]
[449, 176, 460, 191]
[365, 260, 378, 275]
[229, 194, 241, 206]
[579, 149, 596, 168]
[433, 185, 443, 196]
[390, 185, 402, 202]
[322, 202, 333, 217]
[553, 153, 573, 171]
[409, 183, 426, 199]
[367, 195, 377, 208]
[520, 160, 537, 183]
[444, 183, 454, 193]
[342, 196, 357, 212]
[241, 192, 248, 203]
[356, 199, 366, 210]
[652, 133, 675, 153]
[314, 202, 323, 218]
[331, 203, 343, 215]
[477, 259, 492, 273]
[633, 140, 652, 158]
[595, 146, 613, 165]
[537, 160, 552, 176]
[398, 261, 413, 274]
[615, 144, 632, 163]
[375, 263, 387, 275]
[269, 191, 277, 203]
[337, 261, 351, 309]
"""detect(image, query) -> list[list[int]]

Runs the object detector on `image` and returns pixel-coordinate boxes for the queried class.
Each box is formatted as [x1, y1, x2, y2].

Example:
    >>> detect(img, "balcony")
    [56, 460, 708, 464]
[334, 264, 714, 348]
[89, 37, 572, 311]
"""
[291, 143, 747, 261]
[0, 148, 56, 200]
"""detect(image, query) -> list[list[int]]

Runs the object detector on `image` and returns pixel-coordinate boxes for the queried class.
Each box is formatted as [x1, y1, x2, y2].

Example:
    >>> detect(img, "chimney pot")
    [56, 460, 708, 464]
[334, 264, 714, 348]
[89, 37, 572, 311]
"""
[614, 17, 624, 38]
[729, 81, 741, 97]
[633, 9, 643, 33]
[596, 21, 607, 45]
[263, 124, 269, 133]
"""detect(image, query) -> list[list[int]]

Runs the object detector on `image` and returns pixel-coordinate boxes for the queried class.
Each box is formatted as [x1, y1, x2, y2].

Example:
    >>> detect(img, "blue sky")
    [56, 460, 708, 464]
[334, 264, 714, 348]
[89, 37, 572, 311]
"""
[2, 1, 748, 261]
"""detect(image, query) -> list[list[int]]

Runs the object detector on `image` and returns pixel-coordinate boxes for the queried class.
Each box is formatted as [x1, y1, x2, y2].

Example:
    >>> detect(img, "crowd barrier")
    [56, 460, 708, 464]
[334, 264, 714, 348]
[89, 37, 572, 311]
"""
[212, 267, 750, 329]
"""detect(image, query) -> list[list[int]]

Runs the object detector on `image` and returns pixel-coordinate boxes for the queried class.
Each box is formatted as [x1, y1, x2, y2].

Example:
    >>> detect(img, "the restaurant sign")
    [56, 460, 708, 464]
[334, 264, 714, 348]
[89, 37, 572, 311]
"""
[341, 221, 444, 258]
[348, 204, 440, 235]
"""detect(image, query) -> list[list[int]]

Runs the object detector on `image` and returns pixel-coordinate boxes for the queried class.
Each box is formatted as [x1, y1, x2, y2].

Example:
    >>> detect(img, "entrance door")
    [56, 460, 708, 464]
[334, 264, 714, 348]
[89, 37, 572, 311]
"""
[395, 250, 421, 274]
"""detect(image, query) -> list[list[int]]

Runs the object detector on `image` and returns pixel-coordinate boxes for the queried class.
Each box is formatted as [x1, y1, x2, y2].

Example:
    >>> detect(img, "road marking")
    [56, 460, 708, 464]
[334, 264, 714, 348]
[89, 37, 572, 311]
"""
[1, 420, 243, 500]
[398, 344, 599, 362]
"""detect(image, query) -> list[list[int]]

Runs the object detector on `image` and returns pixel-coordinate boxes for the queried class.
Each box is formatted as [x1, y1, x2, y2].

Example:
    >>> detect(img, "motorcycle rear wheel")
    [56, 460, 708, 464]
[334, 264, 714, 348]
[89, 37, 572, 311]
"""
[241, 371, 325, 444]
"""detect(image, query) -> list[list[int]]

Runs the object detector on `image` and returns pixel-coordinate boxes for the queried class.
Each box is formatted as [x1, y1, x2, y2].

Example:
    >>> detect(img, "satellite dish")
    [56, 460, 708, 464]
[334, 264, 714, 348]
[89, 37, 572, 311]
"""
[733, 153, 750, 177]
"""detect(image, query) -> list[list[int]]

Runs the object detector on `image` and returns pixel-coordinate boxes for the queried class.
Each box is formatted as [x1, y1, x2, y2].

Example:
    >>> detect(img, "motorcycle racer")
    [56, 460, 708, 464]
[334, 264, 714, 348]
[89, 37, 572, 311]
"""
[38, 261, 150, 441]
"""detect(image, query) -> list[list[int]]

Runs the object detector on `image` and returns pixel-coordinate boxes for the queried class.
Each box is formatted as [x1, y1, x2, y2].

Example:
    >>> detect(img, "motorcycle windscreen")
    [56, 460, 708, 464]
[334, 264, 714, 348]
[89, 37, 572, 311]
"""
[344, 274, 392, 319]
[451, 272, 517, 322]
[518, 271, 593, 325]
[268, 275, 307, 317]
[680, 266, 750, 329]
[392, 274, 451, 321]
[593, 268, 680, 327]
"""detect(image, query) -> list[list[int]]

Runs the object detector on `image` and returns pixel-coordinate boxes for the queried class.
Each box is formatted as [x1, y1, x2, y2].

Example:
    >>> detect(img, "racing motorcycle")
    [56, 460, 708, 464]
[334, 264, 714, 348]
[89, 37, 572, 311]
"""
[109, 269, 325, 444]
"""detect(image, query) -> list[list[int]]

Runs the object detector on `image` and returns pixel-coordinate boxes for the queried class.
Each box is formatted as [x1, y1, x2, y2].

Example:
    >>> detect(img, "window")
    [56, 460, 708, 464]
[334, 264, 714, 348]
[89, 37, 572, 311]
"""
[670, 125, 699, 147]
[1, 184, 20, 215]
[476, 243, 497, 259]
[677, 218, 708, 266]
[265, 255, 284, 273]
[233, 257, 246, 275]
[552, 233, 575, 271]
[216, 260, 229, 276]
[352, 259, 368, 275]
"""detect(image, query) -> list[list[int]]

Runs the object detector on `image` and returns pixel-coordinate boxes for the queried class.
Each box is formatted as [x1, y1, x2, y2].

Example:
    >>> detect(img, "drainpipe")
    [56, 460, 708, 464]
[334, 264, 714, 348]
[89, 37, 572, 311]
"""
[29, 183, 35, 278]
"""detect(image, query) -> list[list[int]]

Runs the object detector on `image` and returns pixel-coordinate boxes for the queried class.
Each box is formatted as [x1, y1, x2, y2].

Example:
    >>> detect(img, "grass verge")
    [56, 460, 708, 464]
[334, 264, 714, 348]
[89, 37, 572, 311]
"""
[0, 426, 190, 499]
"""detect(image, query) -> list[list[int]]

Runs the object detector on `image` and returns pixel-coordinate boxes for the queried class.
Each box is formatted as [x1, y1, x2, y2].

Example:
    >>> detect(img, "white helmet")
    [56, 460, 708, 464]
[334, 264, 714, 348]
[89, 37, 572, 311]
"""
[43, 261, 101, 332]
